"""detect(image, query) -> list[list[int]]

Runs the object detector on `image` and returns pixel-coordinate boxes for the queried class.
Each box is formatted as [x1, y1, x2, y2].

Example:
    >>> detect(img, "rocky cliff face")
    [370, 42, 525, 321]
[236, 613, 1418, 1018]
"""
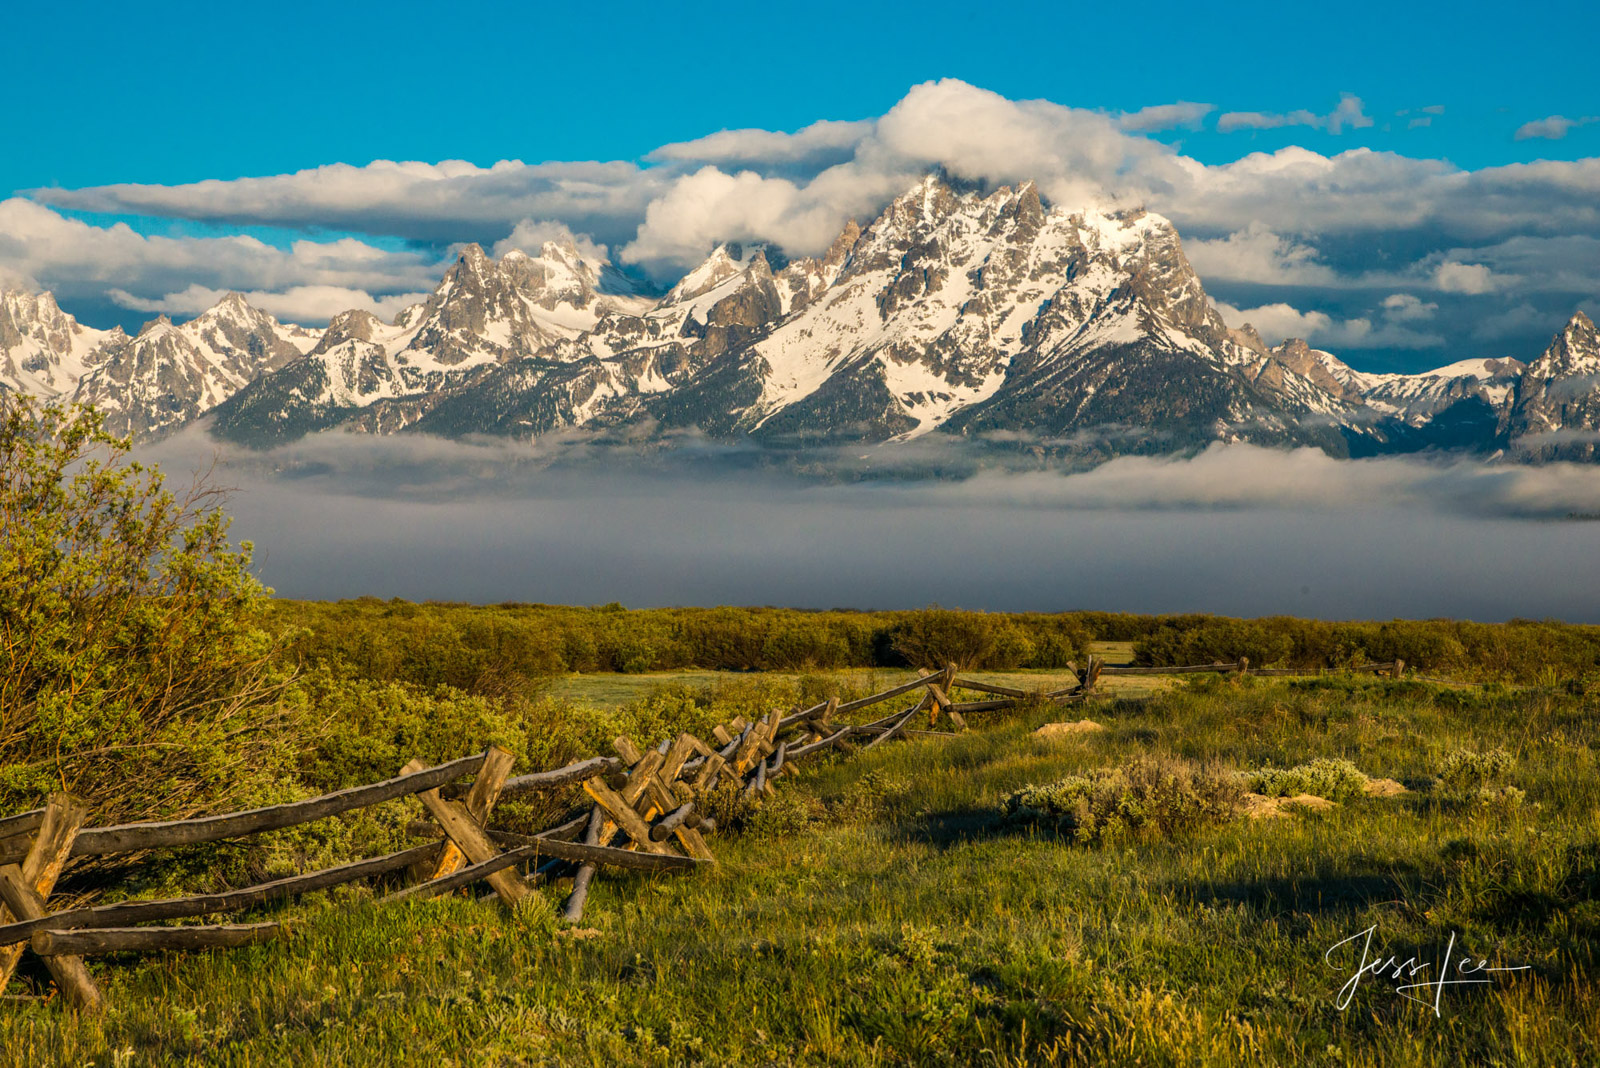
[1501, 311, 1600, 462]
[9, 175, 1600, 465]
[0, 289, 315, 437]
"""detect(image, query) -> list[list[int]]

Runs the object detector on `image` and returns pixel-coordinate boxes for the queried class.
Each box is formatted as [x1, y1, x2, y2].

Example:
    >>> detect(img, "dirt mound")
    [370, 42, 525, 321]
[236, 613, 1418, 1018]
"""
[1242, 792, 1337, 819]
[1362, 778, 1410, 797]
[1033, 720, 1104, 740]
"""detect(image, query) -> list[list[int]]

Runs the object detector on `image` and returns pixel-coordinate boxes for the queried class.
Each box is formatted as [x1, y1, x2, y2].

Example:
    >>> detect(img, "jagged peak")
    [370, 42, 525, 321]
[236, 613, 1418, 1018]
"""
[136, 315, 176, 338]
[666, 242, 763, 304]
[323, 308, 385, 342]
[1528, 308, 1600, 372]
[192, 291, 268, 325]
[2, 287, 64, 314]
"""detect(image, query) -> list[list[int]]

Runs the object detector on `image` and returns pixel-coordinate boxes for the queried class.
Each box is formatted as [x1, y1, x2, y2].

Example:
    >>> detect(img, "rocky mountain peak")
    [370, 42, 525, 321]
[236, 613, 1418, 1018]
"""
[322, 308, 386, 344]
[1527, 309, 1600, 378]
[822, 220, 862, 271]
[14, 174, 1600, 467]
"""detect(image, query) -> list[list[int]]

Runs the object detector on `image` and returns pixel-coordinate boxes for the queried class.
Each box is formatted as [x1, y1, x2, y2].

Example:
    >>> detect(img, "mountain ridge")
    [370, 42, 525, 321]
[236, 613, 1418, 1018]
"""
[3, 175, 1596, 463]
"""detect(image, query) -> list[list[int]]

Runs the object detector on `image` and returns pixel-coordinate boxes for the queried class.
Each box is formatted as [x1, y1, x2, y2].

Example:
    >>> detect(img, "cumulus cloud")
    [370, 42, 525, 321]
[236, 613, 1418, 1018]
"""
[10, 78, 1600, 362]
[1216, 93, 1374, 135]
[108, 283, 428, 324]
[1433, 261, 1498, 294]
[1182, 223, 1339, 286]
[1380, 293, 1438, 321]
[1514, 115, 1597, 141]
[491, 219, 610, 265]
[0, 196, 440, 322]
[1115, 101, 1215, 132]
[622, 167, 860, 273]
[1214, 299, 1443, 350]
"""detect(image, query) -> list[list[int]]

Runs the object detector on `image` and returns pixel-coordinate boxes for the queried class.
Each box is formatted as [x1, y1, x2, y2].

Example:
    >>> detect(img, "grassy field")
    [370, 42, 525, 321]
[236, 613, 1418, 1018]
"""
[547, 662, 1175, 708]
[3, 674, 1596, 1066]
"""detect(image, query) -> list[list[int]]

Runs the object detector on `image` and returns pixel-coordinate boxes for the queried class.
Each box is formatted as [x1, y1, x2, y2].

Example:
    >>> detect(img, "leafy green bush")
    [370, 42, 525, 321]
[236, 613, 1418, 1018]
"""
[1001, 757, 1243, 844]
[0, 396, 293, 823]
[888, 608, 1036, 670]
[1436, 747, 1516, 798]
[829, 769, 914, 823]
[1243, 758, 1371, 802]
[745, 791, 823, 839]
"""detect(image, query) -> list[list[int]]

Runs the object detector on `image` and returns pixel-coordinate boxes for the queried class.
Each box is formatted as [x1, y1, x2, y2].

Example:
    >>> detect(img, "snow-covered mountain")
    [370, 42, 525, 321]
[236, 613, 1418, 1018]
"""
[0, 289, 316, 437]
[205, 237, 656, 443]
[1496, 311, 1600, 462]
[7, 175, 1600, 464]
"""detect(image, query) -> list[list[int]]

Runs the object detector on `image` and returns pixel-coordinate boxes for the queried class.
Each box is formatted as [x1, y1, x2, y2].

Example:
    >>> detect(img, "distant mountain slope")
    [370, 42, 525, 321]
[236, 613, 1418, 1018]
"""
[6, 175, 1598, 464]
[1, 289, 316, 437]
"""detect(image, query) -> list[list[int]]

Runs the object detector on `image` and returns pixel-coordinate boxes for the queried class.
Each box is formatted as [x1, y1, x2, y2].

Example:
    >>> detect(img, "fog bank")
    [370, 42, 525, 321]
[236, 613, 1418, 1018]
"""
[137, 431, 1600, 622]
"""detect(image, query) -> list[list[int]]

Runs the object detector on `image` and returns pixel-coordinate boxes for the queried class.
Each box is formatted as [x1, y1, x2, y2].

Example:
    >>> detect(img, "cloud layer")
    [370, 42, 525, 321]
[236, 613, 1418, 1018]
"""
[138, 428, 1600, 620]
[8, 79, 1599, 363]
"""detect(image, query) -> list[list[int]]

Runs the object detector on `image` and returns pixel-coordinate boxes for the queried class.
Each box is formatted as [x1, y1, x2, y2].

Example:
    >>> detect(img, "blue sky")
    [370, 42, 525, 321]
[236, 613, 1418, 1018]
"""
[4, 0, 1598, 372]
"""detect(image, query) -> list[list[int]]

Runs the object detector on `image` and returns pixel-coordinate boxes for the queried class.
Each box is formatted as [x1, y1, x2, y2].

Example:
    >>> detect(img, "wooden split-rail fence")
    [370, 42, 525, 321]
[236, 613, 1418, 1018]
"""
[0, 662, 1099, 1011]
[0, 654, 1411, 1010]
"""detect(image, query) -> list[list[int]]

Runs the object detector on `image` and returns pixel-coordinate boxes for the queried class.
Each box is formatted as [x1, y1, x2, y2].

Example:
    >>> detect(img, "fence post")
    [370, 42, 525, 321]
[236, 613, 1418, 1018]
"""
[1081, 655, 1104, 693]
[0, 794, 89, 996]
[0, 863, 102, 1011]
[425, 746, 515, 882]
[406, 759, 530, 907]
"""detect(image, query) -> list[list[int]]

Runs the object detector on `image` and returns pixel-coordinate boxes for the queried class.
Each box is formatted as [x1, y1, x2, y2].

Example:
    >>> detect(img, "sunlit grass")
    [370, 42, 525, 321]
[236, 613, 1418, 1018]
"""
[3, 677, 1596, 1065]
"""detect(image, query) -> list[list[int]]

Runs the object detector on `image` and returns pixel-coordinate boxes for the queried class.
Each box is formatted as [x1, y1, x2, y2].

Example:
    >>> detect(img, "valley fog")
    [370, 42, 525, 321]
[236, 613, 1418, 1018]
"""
[139, 430, 1600, 622]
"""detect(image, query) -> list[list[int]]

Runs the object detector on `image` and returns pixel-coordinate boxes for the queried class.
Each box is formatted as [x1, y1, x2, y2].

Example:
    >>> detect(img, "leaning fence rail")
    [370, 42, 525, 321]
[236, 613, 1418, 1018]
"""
[0, 653, 1412, 1010]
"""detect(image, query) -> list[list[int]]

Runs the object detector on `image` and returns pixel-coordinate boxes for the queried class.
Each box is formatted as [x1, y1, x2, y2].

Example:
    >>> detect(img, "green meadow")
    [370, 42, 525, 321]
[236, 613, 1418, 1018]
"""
[4, 671, 1596, 1067]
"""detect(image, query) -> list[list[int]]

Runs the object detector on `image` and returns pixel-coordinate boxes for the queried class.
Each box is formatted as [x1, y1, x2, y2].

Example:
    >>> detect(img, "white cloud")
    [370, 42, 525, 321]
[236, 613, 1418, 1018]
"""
[1182, 223, 1338, 286]
[621, 167, 862, 273]
[491, 219, 610, 265]
[0, 197, 440, 320]
[651, 119, 874, 167]
[1115, 101, 1215, 132]
[1433, 261, 1497, 294]
[1380, 293, 1438, 321]
[1216, 94, 1374, 135]
[1215, 300, 1333, 343]
[1514, 115, 1597, 141]
[108, 283, 428, 324]
[8, 78, 1600, 361]
[1215, 299, 1444, 350]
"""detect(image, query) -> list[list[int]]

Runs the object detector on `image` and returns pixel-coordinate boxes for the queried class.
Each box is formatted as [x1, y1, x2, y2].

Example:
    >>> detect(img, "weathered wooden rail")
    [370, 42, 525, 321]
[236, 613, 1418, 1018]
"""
[0, 652, 1403, 1010]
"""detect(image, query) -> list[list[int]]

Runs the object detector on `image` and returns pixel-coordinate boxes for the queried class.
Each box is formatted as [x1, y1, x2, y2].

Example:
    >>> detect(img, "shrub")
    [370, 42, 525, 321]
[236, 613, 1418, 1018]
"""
[829, 769, 914, 823]
[745, 791, 823, 839]
[1001, 757, 1244, 844]
[692, 781, 761, 835]
[0, 396, 292, 823]
[1243, 758, 1371, 802]
[1436, 747, 1516, 798]
[889, 608, 1034, 670]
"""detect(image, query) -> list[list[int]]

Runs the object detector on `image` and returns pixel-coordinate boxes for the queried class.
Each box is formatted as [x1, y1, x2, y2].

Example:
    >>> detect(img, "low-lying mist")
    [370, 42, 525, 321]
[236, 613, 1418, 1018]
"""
[137, 428, 1600, 622]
